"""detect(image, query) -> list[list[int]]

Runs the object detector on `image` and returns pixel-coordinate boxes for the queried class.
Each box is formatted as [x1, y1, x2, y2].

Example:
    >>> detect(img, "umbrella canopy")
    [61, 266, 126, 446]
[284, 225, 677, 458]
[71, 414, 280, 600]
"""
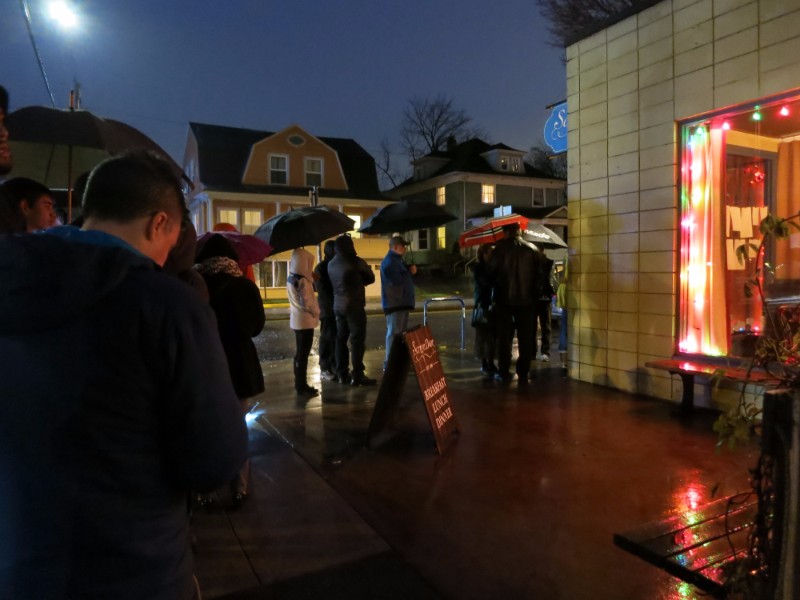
[458, 213, 529, 247]
[254, 206, 355, 254]
[196, 231, 272, 266]
[359, 200, 457, 234]
[459, 213, 568, 250]
[6, 106, 187, 218]
[521, 223, 567, 249]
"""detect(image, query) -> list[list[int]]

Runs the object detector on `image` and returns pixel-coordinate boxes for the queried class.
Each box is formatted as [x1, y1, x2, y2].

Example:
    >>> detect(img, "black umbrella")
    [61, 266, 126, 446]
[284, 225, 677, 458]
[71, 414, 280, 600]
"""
[6, 105, 187, 220]
[521, 222, 567, 249]
[254, 206, 355, 254]
[359, 200, 457, 234]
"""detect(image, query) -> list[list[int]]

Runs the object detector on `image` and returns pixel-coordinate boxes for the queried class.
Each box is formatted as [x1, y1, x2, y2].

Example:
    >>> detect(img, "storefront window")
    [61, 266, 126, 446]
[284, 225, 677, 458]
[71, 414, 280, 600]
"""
[679, 92, 800, 358]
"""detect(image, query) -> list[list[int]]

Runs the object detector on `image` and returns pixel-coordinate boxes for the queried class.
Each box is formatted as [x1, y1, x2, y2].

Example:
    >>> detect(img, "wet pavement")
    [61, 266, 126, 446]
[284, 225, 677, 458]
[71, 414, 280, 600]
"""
[192, 344, 758, 600]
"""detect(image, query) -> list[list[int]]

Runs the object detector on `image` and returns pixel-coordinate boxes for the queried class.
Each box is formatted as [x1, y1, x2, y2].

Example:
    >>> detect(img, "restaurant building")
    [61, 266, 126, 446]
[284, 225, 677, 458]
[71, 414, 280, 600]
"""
[566, 0, 800, 404]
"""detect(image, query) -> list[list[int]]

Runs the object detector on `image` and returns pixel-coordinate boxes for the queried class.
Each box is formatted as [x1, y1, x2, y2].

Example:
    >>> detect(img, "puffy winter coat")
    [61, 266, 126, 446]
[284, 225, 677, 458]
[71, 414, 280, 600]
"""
[288, 248, 320, 330]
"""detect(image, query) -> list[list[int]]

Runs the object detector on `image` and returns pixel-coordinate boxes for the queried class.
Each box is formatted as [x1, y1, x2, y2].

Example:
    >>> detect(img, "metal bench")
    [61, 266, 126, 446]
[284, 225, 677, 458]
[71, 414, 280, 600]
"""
[644, 358, 780, 414]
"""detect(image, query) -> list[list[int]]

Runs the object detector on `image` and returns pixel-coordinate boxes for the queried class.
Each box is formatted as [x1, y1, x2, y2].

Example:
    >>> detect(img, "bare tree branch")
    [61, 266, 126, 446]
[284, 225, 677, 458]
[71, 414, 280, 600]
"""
[400, 94, 478, 161]
[376, 138, 402, 190]
[527, 143, 567, 179]
[535, 0, 644, 47]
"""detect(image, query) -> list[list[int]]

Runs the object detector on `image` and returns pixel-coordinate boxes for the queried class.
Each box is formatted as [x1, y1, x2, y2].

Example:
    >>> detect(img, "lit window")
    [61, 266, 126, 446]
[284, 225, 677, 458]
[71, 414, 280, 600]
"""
[418, 228, 429, 250]
[512, 157, 521, 172]
[436, 186, 446, 206]
[242, 209, 262, 235]
[257, 261, 289, 289]
[305, 158, 323, 187]
[270, 155, 288, 185]
[437, 226, 446, 249]
[347, 213, 361, 238]
[678, 92, 800, 358]
[481, 184, 495, 204]
[500, 156, 508, 171]
[218, 209, 238, 229]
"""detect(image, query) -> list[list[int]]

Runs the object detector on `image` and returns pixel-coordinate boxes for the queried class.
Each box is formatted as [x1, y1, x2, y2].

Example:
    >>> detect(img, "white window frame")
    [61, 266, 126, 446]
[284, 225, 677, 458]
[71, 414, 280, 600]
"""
[437, 226, 446, 249]
[481, 184, 495, 204]
[217, 208, 239, 229]
[511, 157, 521, 172]
[269, 154, 289, 185]
[347, 213, 362, 238]
[500, 156, 509, 171]
[305, 157, 323, 188]
[417, 228, 429, 250]
[242, 208, 263, 235]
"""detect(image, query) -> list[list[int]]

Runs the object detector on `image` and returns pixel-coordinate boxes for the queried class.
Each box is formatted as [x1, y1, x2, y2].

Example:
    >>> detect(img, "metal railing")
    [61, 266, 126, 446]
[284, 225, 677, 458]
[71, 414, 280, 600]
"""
[422, 296, 466, 350]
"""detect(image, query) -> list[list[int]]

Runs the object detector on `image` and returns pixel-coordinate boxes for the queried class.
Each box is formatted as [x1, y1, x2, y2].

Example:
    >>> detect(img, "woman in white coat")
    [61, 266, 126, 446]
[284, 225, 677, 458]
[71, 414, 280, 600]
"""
[287, 248, 321, 396]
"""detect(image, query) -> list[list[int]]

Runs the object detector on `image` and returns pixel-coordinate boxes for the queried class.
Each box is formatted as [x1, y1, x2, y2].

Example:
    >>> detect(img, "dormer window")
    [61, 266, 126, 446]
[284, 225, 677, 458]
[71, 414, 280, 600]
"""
[305, 158, 323, 187]
[500, 156, 508, 171]
[511, 157, 521, 172]
[270, 155, 288, 185]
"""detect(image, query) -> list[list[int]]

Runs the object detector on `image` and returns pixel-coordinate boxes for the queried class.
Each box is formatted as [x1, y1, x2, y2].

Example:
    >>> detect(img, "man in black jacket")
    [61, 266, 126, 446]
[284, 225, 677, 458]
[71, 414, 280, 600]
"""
[313, 239, 337, 380]
[0, 151, 248, 600]
[489, 223, 545, 384]
[328, 234, 377, 386]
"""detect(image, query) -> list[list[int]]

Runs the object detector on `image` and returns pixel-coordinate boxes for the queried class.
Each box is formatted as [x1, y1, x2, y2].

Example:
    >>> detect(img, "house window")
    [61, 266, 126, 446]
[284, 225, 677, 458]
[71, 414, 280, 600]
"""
[511, 157, 521, 172]
[437, 226, 446, 249]
[500, 156, 508, 171]
[418, 228, 429, 250]
[347, 214, 361, 239]
[545, 188, 561, 206]
[481, 184, 495, 204]
[436, 186, 446, 206]
[270, 155, 288, 185]
[678, 92, 800, 358]
[242, 209, 262, 235]
[218, 209, 238, 229]
[257, 261, 288, 288]
[305, 158, 323, 187]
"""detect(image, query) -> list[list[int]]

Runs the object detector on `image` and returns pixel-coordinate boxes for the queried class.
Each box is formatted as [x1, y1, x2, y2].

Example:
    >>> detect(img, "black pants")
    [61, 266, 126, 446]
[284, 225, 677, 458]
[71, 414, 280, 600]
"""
[318, 315, 337, 372]
[533, 300, 551, 356]
[495, 304, 535, 377]
[335, 309, 367, 378]
[293, 328, 315, 389]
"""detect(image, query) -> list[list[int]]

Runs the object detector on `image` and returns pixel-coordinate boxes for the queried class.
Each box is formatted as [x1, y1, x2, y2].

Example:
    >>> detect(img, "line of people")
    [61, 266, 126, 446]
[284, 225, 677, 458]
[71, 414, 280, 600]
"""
[470, 223, 559, 384]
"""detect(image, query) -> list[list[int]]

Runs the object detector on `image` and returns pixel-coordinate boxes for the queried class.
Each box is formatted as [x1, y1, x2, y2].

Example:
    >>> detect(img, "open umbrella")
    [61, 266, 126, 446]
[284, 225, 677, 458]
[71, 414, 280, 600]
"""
[521, 223, 567, 249]
[196, 231, 272, 266]
[6, 105, 187, 220]
[458, 213, 529, 247]
[359, 200, 457, 234]
[254, 206, 355, 254]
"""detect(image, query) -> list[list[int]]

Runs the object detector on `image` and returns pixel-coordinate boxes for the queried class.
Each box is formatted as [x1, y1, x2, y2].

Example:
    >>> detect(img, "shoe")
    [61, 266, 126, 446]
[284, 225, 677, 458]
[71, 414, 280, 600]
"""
[351, 375, 377, 387]
[541, 354, 549, 362]
[231, 491, 247, 509]
[320, 369, 336, 381]
[493, 372, 513, 384]
[295, 384, 318, 396]
[334, 373, 351, 384]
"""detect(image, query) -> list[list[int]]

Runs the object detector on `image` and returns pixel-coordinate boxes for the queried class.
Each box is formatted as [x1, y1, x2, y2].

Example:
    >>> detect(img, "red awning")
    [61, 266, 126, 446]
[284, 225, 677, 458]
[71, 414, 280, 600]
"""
[458, 213, 528, 248]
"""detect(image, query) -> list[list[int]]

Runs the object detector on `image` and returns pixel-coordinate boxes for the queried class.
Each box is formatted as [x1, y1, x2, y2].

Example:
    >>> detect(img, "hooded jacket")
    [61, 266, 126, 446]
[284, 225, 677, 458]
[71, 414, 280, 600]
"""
[287, 248, 320, 330]
[0, 228, 247, 600]
[328, 236, 375, 313]
[488, 235, 545, 307]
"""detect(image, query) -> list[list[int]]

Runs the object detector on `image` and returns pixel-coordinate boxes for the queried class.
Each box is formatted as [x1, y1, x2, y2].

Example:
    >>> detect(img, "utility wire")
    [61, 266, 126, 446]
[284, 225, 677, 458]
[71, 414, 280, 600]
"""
[20, 0, 57, 108]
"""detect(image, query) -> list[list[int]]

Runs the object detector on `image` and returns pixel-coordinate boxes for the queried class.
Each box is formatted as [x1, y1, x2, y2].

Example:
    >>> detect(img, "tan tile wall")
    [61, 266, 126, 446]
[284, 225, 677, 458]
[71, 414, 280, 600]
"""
[566, 0, 800, 402]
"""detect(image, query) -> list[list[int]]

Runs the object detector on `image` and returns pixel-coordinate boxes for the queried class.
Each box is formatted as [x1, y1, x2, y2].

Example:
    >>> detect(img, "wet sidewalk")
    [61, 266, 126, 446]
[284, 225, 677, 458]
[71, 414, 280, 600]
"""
[192, 348, 757, 599]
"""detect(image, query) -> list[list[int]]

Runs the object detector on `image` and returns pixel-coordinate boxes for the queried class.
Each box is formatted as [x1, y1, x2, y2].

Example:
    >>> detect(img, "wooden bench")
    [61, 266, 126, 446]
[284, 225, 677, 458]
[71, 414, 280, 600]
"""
[644, 358, 780, 414]
[613, 492, 758, 597]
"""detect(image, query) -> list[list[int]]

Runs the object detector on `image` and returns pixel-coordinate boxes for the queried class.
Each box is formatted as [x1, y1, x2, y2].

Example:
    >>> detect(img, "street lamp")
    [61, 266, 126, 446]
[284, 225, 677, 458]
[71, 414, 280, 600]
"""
[19, 0, 79, 107]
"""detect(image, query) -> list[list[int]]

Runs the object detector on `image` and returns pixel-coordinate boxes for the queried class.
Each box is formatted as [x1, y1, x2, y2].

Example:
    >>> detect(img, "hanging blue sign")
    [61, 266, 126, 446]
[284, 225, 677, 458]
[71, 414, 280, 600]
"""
[543, 102, 568, 155]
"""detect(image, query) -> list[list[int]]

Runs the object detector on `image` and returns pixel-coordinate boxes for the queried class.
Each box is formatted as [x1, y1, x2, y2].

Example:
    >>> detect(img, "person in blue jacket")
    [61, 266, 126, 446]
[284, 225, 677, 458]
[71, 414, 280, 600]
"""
[380, 235, 417, 369]
[0, 151, 248, 600]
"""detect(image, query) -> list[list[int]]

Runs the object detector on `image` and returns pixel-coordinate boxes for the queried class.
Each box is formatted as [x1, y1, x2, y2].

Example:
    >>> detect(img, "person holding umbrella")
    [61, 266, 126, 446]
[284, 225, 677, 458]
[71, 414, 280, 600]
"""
[287, 247, 321, 397]
[328, 234, 377, 386]
[380, 235, 416, 369]
[313, 240, 338, 380]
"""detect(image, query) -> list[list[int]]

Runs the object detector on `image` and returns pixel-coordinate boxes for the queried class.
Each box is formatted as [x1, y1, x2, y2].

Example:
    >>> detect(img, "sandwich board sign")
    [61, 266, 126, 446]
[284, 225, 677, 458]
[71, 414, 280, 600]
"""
[367, 325, 459, 455]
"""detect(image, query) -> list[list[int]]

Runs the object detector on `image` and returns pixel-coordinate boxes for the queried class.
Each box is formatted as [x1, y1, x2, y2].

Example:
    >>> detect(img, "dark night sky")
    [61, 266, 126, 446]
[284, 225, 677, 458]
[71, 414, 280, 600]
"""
[1, 0, 566, 180]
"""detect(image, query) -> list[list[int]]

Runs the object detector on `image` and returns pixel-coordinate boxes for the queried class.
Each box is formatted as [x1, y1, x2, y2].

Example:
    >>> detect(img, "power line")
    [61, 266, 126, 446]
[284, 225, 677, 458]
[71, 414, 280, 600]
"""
[20, 0, 56, 108]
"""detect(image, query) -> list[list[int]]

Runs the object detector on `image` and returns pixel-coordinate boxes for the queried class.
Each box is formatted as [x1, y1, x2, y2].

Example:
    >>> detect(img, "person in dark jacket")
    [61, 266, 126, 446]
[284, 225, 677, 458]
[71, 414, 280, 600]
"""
[196, 233, 266, 507]
[328, 234, 377, 386]
[471, 243, 497, 375]
[0, 151, 248, 600]
[380, 235, 416, 368]
[313, 239, 337, 380]
[533, 252, 555, 362]
[0, 85, 25, 234]
[488, 223, 545, 384]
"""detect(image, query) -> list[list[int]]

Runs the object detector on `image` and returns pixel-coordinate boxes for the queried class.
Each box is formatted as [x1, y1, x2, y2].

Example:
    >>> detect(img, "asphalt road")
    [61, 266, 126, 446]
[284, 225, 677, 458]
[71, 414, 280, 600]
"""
[254, 309, 472, 362]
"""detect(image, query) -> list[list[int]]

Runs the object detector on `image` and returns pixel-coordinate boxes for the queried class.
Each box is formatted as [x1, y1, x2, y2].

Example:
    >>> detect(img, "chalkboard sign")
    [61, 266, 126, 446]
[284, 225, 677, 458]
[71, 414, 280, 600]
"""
[367, 325, 459, 455]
